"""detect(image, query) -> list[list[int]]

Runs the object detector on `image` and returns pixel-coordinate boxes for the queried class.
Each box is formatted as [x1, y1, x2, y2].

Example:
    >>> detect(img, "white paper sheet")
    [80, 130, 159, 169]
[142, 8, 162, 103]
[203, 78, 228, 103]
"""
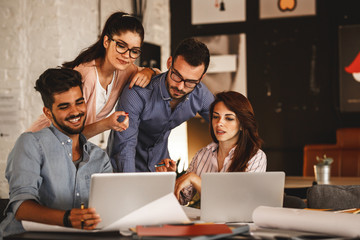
[105, 193, 190, 231]
[22, 193, 190, 233]
[181, 206, 201, 221]
[252, 206, 360, 238]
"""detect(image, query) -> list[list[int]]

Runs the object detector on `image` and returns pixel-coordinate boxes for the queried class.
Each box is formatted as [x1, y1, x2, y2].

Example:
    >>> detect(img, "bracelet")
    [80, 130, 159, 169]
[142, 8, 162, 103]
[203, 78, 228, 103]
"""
[63, 210, 72, 227]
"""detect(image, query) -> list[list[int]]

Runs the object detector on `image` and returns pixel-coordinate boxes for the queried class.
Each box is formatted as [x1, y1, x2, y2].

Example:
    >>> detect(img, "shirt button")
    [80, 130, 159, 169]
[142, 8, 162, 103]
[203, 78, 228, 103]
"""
[76, 193, 79, 196]
[69, 153, 72, 156]
[62, 142, 64, 145]
[67, 139, 71, 143]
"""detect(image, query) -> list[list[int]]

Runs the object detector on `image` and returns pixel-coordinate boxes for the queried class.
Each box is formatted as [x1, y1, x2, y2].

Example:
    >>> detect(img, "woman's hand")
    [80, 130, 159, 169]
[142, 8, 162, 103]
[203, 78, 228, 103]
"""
[69, 208, 101, 230]
[155, 158, 177, 172]
[174, 172, 201, 200]
[81, 111, 129, 139]
[129, 67, 157, 89]
[104, 111, 129, 132]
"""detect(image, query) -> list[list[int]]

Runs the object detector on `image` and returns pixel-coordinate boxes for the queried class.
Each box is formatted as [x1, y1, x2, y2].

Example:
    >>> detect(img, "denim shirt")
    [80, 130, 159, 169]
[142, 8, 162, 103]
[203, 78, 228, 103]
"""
[0, 125, 112, 238]
[107, 71, 215, 172]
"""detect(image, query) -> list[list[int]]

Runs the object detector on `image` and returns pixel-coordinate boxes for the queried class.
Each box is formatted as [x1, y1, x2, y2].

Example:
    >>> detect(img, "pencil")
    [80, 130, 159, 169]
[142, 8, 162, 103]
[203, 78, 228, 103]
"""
[81, 202, 85, 229]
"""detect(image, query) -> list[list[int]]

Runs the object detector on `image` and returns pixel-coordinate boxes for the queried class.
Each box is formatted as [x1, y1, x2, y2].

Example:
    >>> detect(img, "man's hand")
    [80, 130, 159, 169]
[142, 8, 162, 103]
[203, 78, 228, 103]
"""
[155, 158, 177, 172]
[68, 207, 101, 230]
[15, 200, 102, 230]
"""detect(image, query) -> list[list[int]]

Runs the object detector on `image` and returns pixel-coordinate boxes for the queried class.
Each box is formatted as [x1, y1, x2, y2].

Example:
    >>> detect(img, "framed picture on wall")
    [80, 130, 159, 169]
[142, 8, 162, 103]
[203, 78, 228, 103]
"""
[191, 0, 245, 25]
[195, 33, 247, 96]
[259, 0, 316, 19]
[339, 24, 360, 112]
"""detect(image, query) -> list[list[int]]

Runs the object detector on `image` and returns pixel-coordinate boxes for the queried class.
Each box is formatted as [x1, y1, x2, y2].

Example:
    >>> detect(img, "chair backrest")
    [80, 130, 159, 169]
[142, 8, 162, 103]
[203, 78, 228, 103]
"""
[337, 128, 360, 148]
[303, 128, 360, 177]
[0, 199, 9, 223]
[283, 195, 306, 209]
[307, 185, 360, 209]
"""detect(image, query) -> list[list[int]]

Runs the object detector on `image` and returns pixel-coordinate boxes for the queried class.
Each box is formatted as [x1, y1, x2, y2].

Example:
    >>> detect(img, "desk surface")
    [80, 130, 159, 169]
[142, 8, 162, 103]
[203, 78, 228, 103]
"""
[4, 226, 333, 240]
[4, 231, 132, 240]
[285, 176, 360, 188]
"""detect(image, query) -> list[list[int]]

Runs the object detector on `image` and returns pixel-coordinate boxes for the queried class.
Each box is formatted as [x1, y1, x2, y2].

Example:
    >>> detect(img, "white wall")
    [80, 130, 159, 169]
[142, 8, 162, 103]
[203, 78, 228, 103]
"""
[0, 0, 171, 198]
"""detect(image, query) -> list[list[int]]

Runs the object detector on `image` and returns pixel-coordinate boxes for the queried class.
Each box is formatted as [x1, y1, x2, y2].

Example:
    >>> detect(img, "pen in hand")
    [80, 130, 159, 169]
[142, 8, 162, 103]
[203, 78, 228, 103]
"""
[155, 159, 178, 168]
[154, 163, 165, 168]
[81, 202, 85, 229]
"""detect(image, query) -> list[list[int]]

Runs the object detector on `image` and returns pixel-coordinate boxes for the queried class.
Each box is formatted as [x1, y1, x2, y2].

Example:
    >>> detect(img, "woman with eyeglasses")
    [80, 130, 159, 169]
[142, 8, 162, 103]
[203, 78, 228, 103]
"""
[157, 91, 267, 205]
[28, 12, 159, 138]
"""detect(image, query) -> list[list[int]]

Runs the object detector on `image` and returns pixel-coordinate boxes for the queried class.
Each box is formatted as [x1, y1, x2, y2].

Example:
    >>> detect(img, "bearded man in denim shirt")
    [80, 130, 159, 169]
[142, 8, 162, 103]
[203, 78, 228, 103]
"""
[107, 38, 215, 172]
[0, 68, 113, 238]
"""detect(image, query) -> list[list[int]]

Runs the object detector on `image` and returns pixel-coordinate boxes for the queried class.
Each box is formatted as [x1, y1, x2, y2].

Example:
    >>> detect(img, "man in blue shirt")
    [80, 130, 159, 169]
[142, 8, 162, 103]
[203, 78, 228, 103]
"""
[0, 68, 112, 238]
[107, 38, 215, 172]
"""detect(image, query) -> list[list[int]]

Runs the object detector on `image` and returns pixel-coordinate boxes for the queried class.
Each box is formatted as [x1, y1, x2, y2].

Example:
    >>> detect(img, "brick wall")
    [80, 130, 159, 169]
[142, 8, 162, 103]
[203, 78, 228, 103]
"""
[0, 0, 170, 198]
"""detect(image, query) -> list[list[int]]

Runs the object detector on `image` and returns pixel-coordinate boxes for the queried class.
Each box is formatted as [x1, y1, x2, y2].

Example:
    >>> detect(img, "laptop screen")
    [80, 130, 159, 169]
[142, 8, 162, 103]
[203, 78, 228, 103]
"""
[88, 172, 176, 228]
[201, 171, 285, 223]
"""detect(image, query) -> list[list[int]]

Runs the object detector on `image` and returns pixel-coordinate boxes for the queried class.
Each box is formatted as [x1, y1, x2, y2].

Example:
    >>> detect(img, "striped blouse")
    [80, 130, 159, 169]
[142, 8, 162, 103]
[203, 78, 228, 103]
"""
[179, 142, 267, 205]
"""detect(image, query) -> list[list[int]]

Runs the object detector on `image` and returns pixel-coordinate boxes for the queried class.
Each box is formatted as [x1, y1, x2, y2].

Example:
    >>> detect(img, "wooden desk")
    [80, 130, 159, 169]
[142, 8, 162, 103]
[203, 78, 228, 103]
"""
[4, 227, 328, 240]
[285, 176, 360, 189]
[4, 231, 132, 240]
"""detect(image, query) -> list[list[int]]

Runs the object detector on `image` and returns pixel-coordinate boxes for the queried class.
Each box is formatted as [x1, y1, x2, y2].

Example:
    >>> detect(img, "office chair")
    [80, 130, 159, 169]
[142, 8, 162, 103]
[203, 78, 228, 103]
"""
[307, 184, 360, 209]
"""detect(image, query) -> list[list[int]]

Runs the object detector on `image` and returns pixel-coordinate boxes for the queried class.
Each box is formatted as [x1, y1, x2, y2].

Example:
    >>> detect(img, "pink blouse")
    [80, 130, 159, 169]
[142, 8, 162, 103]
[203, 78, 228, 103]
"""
[27, 60, 138, 132]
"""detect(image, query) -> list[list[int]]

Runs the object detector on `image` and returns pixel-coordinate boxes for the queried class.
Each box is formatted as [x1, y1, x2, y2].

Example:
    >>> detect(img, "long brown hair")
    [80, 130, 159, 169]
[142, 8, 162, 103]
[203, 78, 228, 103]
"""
[209, 91, 263, 172]
[63, 12, 144, 69]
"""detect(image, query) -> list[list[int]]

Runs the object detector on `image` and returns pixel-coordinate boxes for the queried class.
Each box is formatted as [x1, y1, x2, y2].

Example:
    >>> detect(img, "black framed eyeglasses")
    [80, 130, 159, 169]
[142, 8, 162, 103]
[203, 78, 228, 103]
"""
[169, 66, 202, 88]
[108, 36, 142, 59]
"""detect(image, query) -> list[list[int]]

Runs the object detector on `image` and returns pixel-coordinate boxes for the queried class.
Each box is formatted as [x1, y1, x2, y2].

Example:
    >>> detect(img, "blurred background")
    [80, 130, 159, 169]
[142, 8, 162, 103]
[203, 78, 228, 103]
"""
[1, 0, 360, 198]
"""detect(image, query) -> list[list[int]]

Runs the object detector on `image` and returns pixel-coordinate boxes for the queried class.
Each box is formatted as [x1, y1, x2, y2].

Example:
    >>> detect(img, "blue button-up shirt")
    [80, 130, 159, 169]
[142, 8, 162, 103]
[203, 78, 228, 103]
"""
[0, 125, 112, 238]
[107, 72, 215, 172]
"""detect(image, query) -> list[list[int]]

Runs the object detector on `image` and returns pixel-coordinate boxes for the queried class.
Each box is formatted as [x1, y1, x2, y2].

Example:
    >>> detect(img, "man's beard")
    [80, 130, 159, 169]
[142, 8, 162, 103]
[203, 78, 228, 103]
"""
[166, 81, 188, 99]
[52, 112, 86, 135]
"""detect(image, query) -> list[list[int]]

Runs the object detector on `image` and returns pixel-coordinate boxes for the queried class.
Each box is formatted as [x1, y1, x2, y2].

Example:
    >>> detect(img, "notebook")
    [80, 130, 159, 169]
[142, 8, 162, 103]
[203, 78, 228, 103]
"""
[88, 172, 176, 228]
[201, 171, 285, 223]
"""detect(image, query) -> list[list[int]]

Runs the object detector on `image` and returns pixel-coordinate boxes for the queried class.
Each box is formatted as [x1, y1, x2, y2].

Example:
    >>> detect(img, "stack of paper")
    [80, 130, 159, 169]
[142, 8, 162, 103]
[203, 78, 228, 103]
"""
[252, 206, 360, 237]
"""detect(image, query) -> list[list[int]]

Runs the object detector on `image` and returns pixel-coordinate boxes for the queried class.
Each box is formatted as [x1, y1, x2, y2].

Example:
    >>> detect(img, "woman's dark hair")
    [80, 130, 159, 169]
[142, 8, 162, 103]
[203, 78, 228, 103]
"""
[209, 91, 263, 172]
[63, 12, 144, 69]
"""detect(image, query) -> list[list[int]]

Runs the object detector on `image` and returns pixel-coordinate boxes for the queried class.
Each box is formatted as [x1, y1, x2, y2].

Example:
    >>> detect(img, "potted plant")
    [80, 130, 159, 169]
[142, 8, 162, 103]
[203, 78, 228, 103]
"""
[314, 155, 333, 184]
[316, 154, 334, 166]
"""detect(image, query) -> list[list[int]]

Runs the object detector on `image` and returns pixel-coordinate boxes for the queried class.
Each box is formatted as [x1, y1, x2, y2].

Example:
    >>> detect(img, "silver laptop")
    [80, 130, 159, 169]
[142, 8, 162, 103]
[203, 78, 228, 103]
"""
[201, 172, 285, 223]
[88, 172, 176, 228]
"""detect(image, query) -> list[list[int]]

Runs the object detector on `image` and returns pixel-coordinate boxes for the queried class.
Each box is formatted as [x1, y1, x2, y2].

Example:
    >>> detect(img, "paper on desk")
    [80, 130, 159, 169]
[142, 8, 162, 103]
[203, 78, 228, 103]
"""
[105, 192, 190, 231]
[22, 221, 86, 232]
[181, 206, 201, 221]
[252, 206, 360, 238]
[22, 193, 189, 233]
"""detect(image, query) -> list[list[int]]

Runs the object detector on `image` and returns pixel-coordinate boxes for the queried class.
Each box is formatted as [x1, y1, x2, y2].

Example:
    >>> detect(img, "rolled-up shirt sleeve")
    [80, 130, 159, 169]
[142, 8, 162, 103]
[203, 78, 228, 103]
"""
[178, 150, 201, 205]
[5, 133, 43, 214]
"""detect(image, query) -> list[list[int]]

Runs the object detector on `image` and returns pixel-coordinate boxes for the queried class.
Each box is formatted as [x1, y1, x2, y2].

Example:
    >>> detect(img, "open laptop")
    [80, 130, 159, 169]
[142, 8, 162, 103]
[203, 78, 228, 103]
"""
[88, 172, 176, 228]
[201, 172, 285, 223]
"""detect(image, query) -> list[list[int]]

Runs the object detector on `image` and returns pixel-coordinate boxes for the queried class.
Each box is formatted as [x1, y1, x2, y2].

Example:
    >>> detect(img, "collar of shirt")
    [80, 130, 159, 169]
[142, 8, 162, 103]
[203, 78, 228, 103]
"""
[159, 71, 172, 101]
[207, 142, 236, 171]
[48, 124, 90, 161]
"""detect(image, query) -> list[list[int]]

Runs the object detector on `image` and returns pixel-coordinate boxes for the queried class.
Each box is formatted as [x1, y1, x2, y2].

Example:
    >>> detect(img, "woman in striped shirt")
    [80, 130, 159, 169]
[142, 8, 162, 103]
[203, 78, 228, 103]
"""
[157, 91, 267, 205]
